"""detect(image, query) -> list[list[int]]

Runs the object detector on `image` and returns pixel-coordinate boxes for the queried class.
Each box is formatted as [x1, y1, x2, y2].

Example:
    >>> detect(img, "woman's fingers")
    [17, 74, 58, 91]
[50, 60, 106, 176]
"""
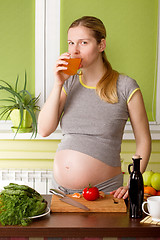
[55, 62, 68, 73]
[55, 53, 71, 74]
[110, 186, 128, 199]
[122, 190, 128, 199]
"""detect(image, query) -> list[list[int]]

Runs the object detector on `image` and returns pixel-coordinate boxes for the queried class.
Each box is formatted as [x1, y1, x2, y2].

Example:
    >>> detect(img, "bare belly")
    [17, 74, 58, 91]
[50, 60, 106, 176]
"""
[53, 149, 121, 189]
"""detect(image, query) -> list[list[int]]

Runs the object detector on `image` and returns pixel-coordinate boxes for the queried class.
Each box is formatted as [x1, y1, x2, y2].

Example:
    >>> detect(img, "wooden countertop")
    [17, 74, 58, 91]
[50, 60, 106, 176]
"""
[0, 195, 160, 238]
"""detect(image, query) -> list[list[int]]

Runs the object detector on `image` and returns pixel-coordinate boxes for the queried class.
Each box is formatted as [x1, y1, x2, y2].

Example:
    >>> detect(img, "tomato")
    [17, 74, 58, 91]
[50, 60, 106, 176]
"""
[83, 185, 99, 201]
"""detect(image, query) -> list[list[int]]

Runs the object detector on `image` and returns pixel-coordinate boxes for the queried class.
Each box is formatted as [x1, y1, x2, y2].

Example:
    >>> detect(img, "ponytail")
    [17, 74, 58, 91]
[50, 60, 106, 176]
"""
[96, 51, 119, 103]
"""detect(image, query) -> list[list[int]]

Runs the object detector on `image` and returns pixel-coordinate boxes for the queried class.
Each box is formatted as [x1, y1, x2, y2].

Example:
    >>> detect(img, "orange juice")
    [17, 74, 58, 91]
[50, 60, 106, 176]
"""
[63, 58, 81, 75]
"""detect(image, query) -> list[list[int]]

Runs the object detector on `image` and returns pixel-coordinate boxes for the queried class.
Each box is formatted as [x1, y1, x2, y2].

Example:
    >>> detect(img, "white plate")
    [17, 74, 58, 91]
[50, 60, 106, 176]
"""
[28, 207, 50, 219]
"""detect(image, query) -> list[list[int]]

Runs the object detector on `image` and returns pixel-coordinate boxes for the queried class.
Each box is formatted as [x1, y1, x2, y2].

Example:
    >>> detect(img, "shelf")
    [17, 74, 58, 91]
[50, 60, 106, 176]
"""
[0, 121, 62, 140]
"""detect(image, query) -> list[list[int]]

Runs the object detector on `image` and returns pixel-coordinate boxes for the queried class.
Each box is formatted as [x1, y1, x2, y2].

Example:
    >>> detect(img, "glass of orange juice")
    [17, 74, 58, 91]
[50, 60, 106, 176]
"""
[63, 58, 81, 75]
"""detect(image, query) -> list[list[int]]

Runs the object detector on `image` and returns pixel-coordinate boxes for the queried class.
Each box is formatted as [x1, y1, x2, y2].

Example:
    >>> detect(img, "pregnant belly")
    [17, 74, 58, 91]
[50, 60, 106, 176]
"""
[53, 149, 121, 189]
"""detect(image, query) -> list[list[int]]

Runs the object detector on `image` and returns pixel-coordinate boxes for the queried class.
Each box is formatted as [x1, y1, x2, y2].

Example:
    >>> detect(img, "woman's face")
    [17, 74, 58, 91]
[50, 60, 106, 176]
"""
[67, 26, 104, 69]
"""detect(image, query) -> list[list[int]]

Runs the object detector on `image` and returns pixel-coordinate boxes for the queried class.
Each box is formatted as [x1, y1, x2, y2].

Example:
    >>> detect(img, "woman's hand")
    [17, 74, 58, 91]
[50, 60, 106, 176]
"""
[54, 52, 71, 86]
[110, 186, 128, 199]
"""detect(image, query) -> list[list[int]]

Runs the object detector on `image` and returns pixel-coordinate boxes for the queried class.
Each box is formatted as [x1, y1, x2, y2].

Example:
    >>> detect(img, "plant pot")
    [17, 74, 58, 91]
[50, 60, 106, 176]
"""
[10, 109, 32, 133]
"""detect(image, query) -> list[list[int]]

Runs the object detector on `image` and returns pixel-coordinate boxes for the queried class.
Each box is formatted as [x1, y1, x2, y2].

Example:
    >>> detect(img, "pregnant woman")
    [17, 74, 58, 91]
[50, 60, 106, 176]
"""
[38, 16, 151, 199]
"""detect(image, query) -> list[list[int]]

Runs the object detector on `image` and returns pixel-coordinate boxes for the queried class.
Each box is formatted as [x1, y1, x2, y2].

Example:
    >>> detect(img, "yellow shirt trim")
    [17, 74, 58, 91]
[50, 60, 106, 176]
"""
[62, 86, 67, 95]
[79, 74, 96, 89]
[127, 88, 140, 104]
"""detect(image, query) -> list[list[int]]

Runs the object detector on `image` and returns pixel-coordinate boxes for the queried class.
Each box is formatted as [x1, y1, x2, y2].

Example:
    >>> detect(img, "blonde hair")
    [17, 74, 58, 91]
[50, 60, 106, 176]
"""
[69, 16, 119, 103]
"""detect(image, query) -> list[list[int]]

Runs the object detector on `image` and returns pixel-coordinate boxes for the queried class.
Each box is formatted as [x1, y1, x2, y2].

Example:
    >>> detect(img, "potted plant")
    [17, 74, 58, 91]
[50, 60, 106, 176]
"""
[0, 71, 40, 138]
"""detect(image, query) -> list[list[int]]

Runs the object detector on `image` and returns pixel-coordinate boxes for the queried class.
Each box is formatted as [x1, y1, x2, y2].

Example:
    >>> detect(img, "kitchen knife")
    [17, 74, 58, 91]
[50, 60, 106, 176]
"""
[50, 188, 90, 211]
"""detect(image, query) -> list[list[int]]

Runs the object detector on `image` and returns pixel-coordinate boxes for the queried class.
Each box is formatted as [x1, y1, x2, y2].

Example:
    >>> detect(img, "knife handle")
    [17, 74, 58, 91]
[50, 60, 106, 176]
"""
[50, 188, 66, 198]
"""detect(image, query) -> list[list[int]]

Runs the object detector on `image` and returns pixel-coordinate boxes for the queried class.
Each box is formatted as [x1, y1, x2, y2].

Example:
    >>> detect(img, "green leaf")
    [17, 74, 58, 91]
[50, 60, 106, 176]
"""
[13, 103, 24, 138]
[15, 75, 19, 92]
[25, 106, 37, 138]
[24, 70, 27, 91]
[0, 183, 47, 226]
[0, 80, 13, 90]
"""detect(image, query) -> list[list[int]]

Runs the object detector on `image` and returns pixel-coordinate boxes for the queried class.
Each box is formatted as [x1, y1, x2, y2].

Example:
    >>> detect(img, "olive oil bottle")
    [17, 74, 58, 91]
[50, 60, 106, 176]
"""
[128, 155, 144, 218]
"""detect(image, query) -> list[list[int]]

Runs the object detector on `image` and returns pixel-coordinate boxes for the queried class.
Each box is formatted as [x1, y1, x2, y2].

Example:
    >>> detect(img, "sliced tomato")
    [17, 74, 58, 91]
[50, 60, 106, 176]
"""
[72, 192, 81, 199]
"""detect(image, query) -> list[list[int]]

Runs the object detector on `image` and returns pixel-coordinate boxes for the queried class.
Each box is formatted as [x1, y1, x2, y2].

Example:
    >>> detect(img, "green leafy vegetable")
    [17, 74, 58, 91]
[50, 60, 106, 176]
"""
[0, 183, 47, 226]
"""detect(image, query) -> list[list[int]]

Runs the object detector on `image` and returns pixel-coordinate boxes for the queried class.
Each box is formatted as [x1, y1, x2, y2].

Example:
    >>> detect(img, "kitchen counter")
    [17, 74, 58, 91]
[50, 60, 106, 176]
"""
[0, 195, 159, 238]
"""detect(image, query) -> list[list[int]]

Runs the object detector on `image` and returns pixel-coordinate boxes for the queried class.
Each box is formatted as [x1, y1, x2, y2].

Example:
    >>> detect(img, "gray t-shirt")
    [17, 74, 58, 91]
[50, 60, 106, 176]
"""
[57, 74, 139, 167]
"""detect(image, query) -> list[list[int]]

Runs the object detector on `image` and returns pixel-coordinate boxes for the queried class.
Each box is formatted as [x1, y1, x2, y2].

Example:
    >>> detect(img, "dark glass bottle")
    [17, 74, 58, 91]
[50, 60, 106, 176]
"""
[128, 155, 144, 218]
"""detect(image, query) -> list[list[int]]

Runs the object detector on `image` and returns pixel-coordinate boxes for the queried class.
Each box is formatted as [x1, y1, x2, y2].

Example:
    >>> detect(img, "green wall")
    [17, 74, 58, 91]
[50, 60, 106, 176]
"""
[0, 0, 35, 97]
[60, 0, 158, 121]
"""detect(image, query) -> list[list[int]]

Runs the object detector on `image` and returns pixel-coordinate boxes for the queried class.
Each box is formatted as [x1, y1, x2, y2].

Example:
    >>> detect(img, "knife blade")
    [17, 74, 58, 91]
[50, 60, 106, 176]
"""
[50, 188, 90, 211]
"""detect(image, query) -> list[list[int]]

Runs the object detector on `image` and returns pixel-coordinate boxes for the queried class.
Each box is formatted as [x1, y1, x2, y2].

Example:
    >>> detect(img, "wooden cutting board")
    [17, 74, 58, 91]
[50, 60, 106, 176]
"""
[50, 194, 127, 212]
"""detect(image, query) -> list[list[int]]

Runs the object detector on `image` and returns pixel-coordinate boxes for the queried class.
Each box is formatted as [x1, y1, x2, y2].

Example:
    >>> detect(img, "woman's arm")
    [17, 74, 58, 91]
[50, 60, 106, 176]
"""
[111, 90, 151, 199]
[38, 53, 70, 137]
[38, 85, 66, 137]
[128, 90, 151, 173]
